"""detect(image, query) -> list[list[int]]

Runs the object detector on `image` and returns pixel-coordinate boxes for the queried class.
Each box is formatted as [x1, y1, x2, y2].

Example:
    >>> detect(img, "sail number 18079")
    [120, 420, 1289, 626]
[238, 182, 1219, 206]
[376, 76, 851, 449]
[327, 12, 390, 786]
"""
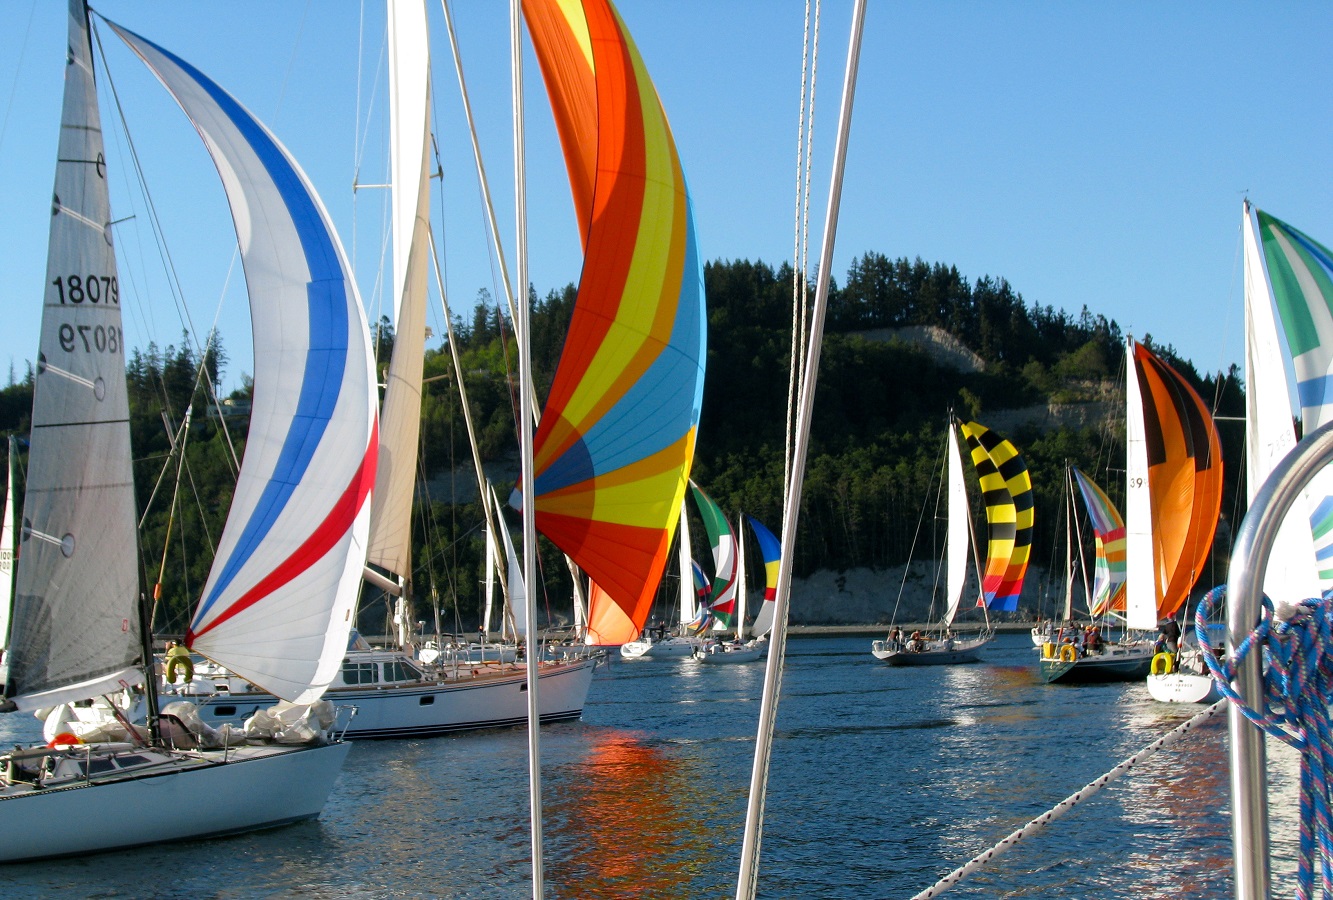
[51, 274, 119, 306]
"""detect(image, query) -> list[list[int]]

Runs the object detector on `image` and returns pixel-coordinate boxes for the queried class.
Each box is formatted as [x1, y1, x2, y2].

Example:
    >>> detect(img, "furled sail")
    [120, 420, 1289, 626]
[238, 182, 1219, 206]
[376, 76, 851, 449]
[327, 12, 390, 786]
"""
[520, 0, 707, 632]
[366, 0, 431, 585]
[1123, 340, 1223, 631]
[747, 516, 782, 638]
[1071, 468, 1127, 617]
[689, 482, 738, 627]
[5, 3, 143, 711]
[110, 24, 379, 704]
[959, 421, 1034, 612]
[1245, 202, 1333, 592]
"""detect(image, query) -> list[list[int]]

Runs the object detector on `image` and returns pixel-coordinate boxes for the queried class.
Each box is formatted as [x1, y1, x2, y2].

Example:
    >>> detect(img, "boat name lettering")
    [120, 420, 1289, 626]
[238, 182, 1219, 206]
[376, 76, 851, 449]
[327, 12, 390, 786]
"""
[51, 274, 119, 306]
[58, 323, 122, 355]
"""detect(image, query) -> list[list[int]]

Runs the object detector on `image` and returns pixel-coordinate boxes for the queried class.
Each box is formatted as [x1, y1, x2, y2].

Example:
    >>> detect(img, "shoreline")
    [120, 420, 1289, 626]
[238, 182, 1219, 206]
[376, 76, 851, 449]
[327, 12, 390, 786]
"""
[786, 621, 1035, 636]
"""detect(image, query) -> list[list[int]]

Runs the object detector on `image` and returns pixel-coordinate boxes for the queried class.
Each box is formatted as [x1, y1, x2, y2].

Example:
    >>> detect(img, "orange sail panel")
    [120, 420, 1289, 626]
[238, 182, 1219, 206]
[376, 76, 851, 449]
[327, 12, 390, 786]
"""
[522, 0, 706, 631]
[959, 421, 1034, 612]
[585, 580, 640, 646]
[1130, 342, 1223, 621]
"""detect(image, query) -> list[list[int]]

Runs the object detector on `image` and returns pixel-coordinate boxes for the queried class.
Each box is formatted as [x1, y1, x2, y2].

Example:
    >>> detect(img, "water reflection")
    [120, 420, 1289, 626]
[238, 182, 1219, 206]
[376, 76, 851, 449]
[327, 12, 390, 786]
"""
[545, 728, 718, 899]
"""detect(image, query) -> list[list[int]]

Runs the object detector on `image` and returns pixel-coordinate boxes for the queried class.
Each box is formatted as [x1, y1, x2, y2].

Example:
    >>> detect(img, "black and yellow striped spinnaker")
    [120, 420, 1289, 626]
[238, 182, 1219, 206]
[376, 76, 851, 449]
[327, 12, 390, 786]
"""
[958, 421, 1034, 612]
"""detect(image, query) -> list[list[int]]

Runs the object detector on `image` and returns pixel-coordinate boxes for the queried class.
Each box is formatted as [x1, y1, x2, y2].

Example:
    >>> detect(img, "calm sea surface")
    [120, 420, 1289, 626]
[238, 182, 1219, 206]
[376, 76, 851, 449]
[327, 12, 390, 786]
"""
[0, 633, 1304, 898]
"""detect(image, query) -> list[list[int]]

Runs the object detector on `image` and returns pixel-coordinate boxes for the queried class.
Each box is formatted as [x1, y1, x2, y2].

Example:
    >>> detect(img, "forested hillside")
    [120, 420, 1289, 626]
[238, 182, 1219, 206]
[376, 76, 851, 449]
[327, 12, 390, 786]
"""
[0, 253, 1245, 632]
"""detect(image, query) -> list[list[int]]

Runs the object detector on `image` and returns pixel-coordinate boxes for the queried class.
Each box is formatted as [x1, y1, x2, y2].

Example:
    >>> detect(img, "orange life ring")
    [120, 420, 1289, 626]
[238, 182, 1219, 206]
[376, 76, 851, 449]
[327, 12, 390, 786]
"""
[1059, 644, 1078, 662]
[47, 732, 82, 748]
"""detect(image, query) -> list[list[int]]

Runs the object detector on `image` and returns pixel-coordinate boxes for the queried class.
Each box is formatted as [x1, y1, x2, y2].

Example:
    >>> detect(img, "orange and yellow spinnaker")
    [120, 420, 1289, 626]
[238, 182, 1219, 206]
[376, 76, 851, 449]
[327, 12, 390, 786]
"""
[522, 0, 706, 630]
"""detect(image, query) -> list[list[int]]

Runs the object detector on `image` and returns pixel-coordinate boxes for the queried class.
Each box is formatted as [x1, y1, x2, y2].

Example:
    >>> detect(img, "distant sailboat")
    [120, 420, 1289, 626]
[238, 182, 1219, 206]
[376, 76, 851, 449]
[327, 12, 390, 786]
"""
[1045, 340, 1222, 685]
[872, 419, 1005, 666]
[0, 0, 374, 861]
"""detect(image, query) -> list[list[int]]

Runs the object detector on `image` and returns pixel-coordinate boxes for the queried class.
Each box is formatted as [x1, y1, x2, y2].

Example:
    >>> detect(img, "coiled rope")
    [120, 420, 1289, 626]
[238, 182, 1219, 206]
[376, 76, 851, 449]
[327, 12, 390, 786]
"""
[1195, 583, 1333, 900]
[911, 696, 1225, 899]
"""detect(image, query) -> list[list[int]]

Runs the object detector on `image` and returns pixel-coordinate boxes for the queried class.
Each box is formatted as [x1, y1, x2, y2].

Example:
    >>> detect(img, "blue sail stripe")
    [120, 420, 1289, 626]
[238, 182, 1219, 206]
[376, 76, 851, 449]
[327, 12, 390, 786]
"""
[115, 30, 351, 625]
[1296, 374, 1333, 412]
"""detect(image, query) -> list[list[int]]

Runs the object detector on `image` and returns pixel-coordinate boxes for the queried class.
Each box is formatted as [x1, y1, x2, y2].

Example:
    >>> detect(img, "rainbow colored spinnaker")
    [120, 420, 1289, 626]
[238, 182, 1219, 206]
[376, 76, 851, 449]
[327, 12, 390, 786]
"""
[959, 421, 1034, 612]
[1071, 468, 1127, 618]
[522, 0, 707, 632]
[746, 516, 782, 637]
[1124, 340, 1223, 630]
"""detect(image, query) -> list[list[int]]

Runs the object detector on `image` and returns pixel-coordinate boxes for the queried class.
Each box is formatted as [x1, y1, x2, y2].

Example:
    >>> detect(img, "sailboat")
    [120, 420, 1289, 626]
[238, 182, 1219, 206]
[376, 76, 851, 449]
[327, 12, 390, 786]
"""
[1043, 339, 1223, 684]
[692, 489, 767, 664]
[162, 0, 596, 739]
[0, 1, 374, 862]
[871, 419, 1010, 666]
[695, 513, 777, 664]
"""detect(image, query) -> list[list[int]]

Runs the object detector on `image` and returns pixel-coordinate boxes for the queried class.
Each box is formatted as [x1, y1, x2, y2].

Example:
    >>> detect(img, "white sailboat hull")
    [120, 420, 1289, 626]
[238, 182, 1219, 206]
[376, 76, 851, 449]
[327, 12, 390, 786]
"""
[182, 658, 597, 739]
[694, 641, 766, 663]
[1146, 672, 1221, 704]
[0, 741, 349, 863]
[620, 636, 701, 658]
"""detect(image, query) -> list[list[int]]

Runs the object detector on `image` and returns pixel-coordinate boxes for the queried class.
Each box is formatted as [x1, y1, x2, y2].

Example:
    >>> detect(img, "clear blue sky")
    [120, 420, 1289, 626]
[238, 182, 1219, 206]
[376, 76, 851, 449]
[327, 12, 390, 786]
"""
[1, 2, 1330, 396]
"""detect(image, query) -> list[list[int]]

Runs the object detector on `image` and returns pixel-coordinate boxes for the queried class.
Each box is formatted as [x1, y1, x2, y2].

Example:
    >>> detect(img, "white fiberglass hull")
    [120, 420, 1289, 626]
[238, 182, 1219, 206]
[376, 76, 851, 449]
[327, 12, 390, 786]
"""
[695, 642, 765, 663]
[184, 658, 597, 739]
[1147, 672, 1221, 704]
[620, 636, 700, 659]
[0, 741, 348, 863]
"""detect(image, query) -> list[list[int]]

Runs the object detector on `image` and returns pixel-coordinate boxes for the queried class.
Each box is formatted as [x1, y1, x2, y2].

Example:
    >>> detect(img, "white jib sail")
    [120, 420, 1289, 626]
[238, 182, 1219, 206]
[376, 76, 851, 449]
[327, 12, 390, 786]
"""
[677, 500, 696, 627]
[367, 0, 431, 581]
[494, 486, 527, 637]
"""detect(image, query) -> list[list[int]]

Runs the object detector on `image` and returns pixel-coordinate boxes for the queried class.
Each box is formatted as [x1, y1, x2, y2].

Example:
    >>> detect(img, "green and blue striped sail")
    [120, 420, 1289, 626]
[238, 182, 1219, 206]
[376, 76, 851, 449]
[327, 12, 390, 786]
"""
[1252, 207, 1333, 583]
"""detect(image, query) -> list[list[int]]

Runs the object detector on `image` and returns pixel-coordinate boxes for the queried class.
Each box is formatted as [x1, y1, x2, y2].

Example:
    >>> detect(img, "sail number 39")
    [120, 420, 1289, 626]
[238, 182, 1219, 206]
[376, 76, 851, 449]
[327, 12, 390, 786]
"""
[51, 274, 119, 306]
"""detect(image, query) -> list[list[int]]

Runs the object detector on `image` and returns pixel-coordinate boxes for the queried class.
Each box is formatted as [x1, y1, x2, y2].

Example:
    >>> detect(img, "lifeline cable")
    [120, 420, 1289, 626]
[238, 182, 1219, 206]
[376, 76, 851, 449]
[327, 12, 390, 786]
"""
[1195, 584, 1333, 900]
[911, 697, 1226, 899]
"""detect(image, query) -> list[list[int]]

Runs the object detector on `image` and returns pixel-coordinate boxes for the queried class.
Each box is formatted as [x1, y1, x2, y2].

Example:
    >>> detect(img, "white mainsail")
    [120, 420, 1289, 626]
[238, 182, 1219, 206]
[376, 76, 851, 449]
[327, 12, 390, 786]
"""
[0, 438, 16, 663]
[6, 2, 143, 711]
[366, 0, 431, 585]
[944, 426, 969, 626]
[1124, 341, 1157, 631]
[677, 500, 696, 627]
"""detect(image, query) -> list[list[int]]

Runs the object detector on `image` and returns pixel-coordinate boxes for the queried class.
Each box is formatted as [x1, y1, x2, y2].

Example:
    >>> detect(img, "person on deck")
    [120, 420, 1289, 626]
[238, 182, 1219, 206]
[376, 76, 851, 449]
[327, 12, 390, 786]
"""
[1159, 618, 1181, 655]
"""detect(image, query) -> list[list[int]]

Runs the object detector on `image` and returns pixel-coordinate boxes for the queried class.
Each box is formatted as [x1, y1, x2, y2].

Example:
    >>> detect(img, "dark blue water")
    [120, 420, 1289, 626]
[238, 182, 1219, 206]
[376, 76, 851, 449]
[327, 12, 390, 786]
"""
[0, 634, 1303, 898]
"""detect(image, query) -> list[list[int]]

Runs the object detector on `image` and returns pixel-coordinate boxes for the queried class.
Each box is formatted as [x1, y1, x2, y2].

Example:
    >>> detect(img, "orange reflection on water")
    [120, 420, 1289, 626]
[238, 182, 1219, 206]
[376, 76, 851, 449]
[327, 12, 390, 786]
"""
[545, 729, 716, 899]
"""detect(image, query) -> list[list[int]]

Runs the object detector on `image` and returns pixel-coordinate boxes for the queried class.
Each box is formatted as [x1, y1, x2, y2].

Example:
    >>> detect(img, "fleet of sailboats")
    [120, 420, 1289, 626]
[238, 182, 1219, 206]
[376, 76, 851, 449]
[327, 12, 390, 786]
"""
[0, 0, 1321, 892]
